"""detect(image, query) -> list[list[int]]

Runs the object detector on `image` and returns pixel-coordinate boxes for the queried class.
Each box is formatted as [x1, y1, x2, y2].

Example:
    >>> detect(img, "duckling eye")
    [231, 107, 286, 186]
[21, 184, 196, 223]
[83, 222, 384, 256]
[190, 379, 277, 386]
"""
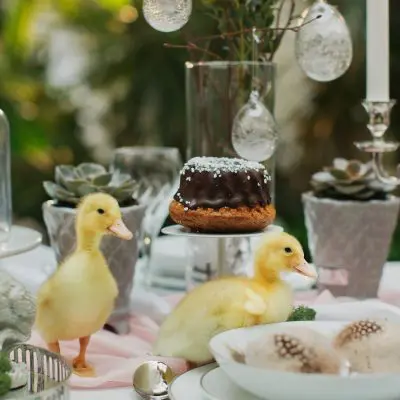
[97, 208, 105, 215]
[284, 247, 292, 254]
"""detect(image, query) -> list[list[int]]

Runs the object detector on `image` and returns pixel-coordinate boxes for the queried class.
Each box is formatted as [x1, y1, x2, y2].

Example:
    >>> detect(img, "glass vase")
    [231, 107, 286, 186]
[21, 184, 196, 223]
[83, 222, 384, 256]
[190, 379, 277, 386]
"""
[185, 61, 276, 199]
[0, 109, 11, 244]
[185, 61, 276, 288]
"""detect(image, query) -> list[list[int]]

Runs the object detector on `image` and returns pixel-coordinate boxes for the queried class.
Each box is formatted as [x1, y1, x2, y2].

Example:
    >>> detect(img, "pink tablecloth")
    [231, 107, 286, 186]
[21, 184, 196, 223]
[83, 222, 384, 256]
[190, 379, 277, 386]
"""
[28, 288, 400, 389]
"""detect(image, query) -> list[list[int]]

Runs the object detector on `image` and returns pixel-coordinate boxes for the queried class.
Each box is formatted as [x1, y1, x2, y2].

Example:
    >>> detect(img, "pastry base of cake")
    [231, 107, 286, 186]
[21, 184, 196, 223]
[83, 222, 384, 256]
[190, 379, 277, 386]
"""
[169, 200, 276, 233]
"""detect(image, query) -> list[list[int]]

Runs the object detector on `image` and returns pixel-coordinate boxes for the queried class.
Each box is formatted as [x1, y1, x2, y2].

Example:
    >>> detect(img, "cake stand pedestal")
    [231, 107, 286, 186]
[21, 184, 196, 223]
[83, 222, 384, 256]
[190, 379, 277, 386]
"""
[0, 226, 42, 260]
[161, 224, 283, 288]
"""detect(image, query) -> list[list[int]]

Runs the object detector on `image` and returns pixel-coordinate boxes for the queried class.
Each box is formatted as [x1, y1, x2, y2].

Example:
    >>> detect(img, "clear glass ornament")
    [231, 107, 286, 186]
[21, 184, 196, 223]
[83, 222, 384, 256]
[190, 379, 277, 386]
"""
[231, 89, 278, 162]
[0, 109, 12, 244]
[231, 28, 278, 162]
[143, 0, 192, 33]
[295, 0, 353, 82]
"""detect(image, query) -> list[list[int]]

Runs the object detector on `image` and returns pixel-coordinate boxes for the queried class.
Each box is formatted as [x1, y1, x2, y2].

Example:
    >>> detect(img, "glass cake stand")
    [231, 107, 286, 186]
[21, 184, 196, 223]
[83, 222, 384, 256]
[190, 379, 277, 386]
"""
[0, 226, 42, 260]
[161, 224, 283, 279]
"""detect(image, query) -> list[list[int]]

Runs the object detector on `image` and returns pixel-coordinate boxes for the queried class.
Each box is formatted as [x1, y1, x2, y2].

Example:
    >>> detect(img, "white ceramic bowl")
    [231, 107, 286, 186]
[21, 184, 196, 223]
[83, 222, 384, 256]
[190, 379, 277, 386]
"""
[209, 321, 400, 400]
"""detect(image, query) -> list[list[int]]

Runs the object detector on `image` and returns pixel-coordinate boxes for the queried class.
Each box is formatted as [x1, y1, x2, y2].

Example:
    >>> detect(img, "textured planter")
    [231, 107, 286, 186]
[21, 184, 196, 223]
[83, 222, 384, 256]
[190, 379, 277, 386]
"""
[42, 200, 146, 334]
[302, 192, 400, 298]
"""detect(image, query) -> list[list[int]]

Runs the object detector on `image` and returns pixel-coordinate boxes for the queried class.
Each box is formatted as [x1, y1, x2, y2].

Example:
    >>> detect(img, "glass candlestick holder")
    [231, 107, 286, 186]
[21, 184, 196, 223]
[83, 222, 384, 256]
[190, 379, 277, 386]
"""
[0, 110, 12, 244]
[355, 99, 400, 185]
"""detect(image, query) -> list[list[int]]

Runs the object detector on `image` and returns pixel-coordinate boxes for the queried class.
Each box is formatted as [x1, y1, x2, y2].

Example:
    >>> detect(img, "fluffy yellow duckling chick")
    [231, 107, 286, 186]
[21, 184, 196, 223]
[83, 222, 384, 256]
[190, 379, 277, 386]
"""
[35, 193, 133, 376]
[153, 232, 317, 367]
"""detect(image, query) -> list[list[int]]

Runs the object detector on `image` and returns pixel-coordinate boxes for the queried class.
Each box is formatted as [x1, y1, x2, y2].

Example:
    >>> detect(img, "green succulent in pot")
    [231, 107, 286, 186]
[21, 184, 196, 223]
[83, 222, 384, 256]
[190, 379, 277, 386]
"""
[311, 158, 396, 201]
[43, 163, 139, 208]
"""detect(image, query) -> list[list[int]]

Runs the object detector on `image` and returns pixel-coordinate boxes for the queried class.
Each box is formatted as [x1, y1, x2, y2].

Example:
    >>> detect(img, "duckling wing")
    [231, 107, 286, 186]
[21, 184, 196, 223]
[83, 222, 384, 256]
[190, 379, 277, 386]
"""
[244, 288, 268, 315]
[153, 278, 256, 363]
[35, 275, 59, 339]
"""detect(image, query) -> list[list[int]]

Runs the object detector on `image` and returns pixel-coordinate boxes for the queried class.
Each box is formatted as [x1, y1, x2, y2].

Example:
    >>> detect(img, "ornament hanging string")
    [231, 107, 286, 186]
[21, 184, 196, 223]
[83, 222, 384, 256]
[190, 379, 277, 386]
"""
[251, 27, 260, 91]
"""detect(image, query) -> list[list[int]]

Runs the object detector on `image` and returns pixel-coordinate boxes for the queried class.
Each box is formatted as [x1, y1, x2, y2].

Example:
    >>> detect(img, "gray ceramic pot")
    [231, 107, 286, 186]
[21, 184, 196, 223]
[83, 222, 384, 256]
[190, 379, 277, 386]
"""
[302, 192, 400, 298]
[42, 200, 146, 334]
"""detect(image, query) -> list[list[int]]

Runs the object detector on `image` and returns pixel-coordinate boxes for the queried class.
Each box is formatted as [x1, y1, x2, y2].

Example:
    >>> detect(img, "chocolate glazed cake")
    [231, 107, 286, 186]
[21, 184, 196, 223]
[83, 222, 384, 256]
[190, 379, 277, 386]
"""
[169, 157, 276, 232]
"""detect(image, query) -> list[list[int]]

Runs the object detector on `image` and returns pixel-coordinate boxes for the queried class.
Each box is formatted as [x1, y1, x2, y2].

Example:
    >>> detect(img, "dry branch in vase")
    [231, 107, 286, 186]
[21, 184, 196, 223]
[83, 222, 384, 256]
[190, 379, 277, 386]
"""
[164, 0, 320, 63]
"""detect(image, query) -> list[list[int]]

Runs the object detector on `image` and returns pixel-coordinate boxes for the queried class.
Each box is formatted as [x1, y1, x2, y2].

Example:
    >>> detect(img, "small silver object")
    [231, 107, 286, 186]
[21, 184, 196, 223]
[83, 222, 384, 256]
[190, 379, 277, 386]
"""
[133, 361, 174, 399]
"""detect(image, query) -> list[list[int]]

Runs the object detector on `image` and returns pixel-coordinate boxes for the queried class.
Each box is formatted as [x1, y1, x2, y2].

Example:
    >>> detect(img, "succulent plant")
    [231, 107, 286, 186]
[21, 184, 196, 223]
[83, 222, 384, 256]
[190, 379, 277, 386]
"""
[43, 163, 139, 207]
[311, 158, 396, 201]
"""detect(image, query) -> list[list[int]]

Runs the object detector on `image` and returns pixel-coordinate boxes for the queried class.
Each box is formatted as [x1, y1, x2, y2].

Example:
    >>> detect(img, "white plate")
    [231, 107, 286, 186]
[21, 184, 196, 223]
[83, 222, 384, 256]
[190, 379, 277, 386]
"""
[210, 320, 400, 400]
[200, 366, 259, 399]
[169, 364, 214, 400]
[0, 226, 42, 259]
[161, 224, 283, 238]
[169, 364, 260, 400]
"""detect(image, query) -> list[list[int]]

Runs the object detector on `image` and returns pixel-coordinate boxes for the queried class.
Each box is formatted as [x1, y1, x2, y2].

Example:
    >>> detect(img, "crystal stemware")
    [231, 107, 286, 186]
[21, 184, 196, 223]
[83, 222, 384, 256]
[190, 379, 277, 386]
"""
[111, 146, 182, 287]
[0, 109, 11, 244]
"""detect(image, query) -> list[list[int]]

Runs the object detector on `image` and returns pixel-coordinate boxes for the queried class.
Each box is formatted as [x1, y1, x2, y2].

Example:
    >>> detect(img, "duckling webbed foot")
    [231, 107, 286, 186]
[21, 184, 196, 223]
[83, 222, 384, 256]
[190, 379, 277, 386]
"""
[72, 357, 95, 377]
[72, 336, 95, 377]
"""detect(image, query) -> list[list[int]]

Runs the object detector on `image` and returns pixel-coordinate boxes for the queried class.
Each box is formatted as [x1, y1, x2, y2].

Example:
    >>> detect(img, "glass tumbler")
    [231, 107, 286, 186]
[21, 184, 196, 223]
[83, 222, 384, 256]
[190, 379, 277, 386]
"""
[185, 236, 252, 291]
[0, 109, 11, 244]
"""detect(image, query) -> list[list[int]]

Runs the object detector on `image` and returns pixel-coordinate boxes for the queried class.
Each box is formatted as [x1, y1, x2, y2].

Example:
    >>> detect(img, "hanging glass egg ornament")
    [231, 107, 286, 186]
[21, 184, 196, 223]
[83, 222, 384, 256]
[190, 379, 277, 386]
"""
[231, 91, 278, 162]
[295, 0, 353, 82]
[143, 0, 192, 33]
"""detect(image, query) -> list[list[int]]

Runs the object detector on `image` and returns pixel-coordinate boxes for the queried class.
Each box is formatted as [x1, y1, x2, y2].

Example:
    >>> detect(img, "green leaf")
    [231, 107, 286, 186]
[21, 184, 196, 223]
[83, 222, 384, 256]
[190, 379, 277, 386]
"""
[43, 181, 76, 202]
[97, 186, 114, 194]
[110, 172, 134, 187]
[327, 169, 349, 180]
[55, 165, 77, 186]
[63, 179, 89, 193]
[76, 163, 107, 179]
[92, 173, 113, 186]
[0, 353, 11, 373]
[110, 188, 134, 202]
[76, 183, 98, 197]
[287, 305, 316, 321]
[119, 179, 137, 190]
[0, 373, 11, 396]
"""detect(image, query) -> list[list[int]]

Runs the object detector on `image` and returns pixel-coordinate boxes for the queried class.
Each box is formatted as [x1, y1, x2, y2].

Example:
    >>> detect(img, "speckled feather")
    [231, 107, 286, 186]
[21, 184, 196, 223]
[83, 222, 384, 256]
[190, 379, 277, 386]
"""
[334, 320, 384, 347]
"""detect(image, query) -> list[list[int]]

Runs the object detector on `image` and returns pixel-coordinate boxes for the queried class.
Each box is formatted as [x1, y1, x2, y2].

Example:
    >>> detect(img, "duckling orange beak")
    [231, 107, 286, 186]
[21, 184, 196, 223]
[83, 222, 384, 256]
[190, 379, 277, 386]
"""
[108, 219, 133, 240]
[293, 260, 318, 278]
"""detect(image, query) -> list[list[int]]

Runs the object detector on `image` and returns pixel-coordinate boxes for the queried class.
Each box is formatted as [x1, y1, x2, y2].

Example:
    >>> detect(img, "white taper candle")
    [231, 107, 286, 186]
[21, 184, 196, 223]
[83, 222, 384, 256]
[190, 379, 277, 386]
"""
[366, 0, 390, 101]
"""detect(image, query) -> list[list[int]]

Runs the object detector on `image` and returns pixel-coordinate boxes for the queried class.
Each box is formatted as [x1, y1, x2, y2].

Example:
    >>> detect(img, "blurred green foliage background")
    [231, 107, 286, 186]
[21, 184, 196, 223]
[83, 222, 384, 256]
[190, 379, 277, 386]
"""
[1, 0, 400, 259]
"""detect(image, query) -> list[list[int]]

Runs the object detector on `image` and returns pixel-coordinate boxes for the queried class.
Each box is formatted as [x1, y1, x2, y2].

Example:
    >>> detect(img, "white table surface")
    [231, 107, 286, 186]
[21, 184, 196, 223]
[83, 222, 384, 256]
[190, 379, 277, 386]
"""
[71, 388, 134, 400]
[1, 241, 400, 399]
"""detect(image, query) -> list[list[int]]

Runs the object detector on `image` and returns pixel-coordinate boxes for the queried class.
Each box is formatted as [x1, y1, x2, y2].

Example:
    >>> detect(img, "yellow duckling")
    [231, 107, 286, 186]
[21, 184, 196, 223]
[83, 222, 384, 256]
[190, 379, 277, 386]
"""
[35, 193, 133, 376]
[153, 231, 317, 367]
